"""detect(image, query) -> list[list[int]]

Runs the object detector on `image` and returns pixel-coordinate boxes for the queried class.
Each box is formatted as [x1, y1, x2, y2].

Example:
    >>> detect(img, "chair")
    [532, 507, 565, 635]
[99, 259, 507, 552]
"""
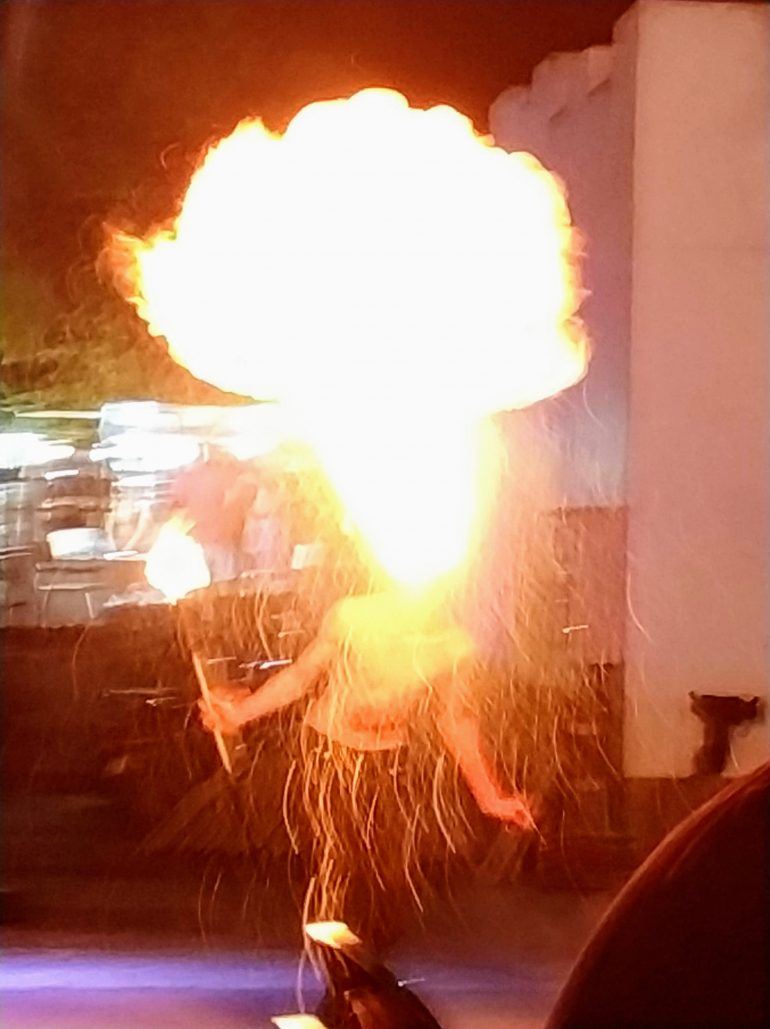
[35, 570, 106, 627]
[34, 530, 111, 626]
[0, 547, 38, 626]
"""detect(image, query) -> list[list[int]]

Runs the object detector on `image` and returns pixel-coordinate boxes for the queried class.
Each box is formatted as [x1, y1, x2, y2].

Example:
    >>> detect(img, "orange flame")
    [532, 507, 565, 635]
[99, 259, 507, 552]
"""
[116, 88, 587, 586]
[144, 518, 211, 601]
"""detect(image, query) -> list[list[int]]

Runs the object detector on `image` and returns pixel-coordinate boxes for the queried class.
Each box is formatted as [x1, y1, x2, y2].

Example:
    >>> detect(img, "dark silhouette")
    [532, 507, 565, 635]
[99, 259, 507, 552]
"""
[689, 692, 761, 774]
[548, 761, 770, 1027]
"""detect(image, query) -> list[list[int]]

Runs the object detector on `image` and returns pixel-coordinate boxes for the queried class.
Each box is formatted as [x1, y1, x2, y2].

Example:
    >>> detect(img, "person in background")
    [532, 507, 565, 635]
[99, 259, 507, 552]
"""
[111, 486, 167, 554]
[169, 443, 254, 582]
[240, 476, 292, 575]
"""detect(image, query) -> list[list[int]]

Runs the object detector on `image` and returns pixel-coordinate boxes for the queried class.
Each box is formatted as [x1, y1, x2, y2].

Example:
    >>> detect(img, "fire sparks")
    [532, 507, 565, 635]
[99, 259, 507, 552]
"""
[144, 518, 210, 601]
[115, 88, 587, 585]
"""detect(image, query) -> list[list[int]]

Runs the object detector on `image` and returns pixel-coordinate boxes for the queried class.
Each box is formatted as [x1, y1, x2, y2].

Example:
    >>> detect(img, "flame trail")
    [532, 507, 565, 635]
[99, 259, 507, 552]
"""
[114, 87, 587, 587]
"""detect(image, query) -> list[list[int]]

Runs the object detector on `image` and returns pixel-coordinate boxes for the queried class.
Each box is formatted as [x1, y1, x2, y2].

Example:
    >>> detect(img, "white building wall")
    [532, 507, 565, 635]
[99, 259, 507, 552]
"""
[624, 0, 770, 776]
[490, 28, 636, 506]
[490, 0, 770, 776]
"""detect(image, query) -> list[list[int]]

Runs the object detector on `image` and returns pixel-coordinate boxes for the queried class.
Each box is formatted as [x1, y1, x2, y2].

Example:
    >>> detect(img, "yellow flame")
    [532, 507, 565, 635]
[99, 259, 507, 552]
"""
[116, 88, 587, 586]
[304, 919, 362, 949]
[271, 1017, 328, 1029]
[144, 518, 211, 601]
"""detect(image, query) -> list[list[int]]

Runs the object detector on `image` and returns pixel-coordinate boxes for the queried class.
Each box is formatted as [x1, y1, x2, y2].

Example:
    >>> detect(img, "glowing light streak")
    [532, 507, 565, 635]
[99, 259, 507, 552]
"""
[90, 430, 200, 472]
[0, 432, 75, 469]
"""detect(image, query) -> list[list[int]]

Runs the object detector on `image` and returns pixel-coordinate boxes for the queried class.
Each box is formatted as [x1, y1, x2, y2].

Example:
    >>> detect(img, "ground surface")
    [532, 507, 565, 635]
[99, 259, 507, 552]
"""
[1, 945, 558, 1028]
[2, 885, 608, 1028]
[1, 623, 616, 1027]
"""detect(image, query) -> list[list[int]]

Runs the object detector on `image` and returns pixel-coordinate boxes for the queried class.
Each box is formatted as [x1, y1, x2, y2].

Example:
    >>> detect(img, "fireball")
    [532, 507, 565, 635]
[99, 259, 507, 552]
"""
[115, 88, 587, 586]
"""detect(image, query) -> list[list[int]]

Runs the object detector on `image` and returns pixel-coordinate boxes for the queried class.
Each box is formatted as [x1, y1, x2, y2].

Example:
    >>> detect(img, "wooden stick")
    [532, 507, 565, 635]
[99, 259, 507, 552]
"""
[191, 650, 234, 774]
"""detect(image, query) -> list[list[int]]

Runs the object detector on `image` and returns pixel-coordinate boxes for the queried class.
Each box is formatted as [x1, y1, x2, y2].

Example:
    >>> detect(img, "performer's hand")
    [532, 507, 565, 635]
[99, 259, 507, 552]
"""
[197, 686, 250, 736]
[481, 791, 536, 831]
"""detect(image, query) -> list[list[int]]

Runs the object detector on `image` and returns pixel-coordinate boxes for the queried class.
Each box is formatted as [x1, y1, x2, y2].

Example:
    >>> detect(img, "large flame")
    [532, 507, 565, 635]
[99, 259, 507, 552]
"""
[116, 88, 587, 586]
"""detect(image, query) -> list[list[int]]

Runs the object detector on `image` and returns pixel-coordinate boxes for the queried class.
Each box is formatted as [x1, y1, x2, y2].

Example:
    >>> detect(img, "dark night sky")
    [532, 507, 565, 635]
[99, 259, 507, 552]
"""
[2, 0, 635, 296]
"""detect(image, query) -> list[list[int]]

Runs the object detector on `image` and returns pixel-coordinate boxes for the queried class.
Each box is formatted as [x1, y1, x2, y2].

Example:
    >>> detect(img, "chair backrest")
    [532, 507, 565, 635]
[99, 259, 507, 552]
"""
[0, 548, 36, 587]
[46, 527, 106, 559]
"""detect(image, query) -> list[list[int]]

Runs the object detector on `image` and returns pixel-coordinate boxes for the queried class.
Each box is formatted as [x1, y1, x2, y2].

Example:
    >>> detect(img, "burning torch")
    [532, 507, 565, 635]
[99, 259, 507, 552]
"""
[271, 920, 445, 1028]
[144, 517, 238, 773]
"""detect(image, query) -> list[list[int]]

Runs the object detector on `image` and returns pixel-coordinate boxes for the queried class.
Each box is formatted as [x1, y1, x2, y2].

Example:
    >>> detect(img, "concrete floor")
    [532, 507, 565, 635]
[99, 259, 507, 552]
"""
[1, 886, 608, 1028]
[0, 944, 568, 1028]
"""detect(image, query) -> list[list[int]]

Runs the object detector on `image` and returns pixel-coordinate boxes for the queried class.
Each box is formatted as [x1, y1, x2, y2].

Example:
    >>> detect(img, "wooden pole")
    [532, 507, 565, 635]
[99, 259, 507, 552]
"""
[191, 650, 234, 774]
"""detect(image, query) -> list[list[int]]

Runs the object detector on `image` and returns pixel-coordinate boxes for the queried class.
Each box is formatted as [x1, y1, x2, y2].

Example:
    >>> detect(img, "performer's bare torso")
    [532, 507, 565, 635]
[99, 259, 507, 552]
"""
[304, 592, 472, 751]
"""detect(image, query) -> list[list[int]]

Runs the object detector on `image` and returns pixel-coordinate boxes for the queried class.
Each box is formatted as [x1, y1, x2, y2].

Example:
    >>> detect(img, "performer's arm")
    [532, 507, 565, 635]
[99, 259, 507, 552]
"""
[437, 684, 534, 828]
[200, 632, 334, 734]
[238, 635, 332, 724]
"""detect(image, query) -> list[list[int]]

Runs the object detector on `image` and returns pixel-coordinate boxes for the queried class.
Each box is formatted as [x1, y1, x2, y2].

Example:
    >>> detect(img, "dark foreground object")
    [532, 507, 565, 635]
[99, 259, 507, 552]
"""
[549, 761, 770, 1028]
[310, 922, 443, 1028]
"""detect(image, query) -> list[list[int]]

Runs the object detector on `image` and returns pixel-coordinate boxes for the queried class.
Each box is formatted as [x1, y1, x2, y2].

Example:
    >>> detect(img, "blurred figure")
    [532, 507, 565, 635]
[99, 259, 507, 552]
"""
[241, 476, 292, 574]
[199, 587, 534, 949]
[108, 484, 167, 554]
[169, 444, 253, 582]
[202, 588, 533, 822]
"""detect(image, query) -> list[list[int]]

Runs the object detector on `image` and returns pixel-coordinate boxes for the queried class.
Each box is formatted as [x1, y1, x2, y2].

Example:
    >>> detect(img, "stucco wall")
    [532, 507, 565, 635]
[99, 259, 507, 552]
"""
[490, 27, 635, 507]
[490, 0, 769, 776]
[624, 0, 770, 775]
